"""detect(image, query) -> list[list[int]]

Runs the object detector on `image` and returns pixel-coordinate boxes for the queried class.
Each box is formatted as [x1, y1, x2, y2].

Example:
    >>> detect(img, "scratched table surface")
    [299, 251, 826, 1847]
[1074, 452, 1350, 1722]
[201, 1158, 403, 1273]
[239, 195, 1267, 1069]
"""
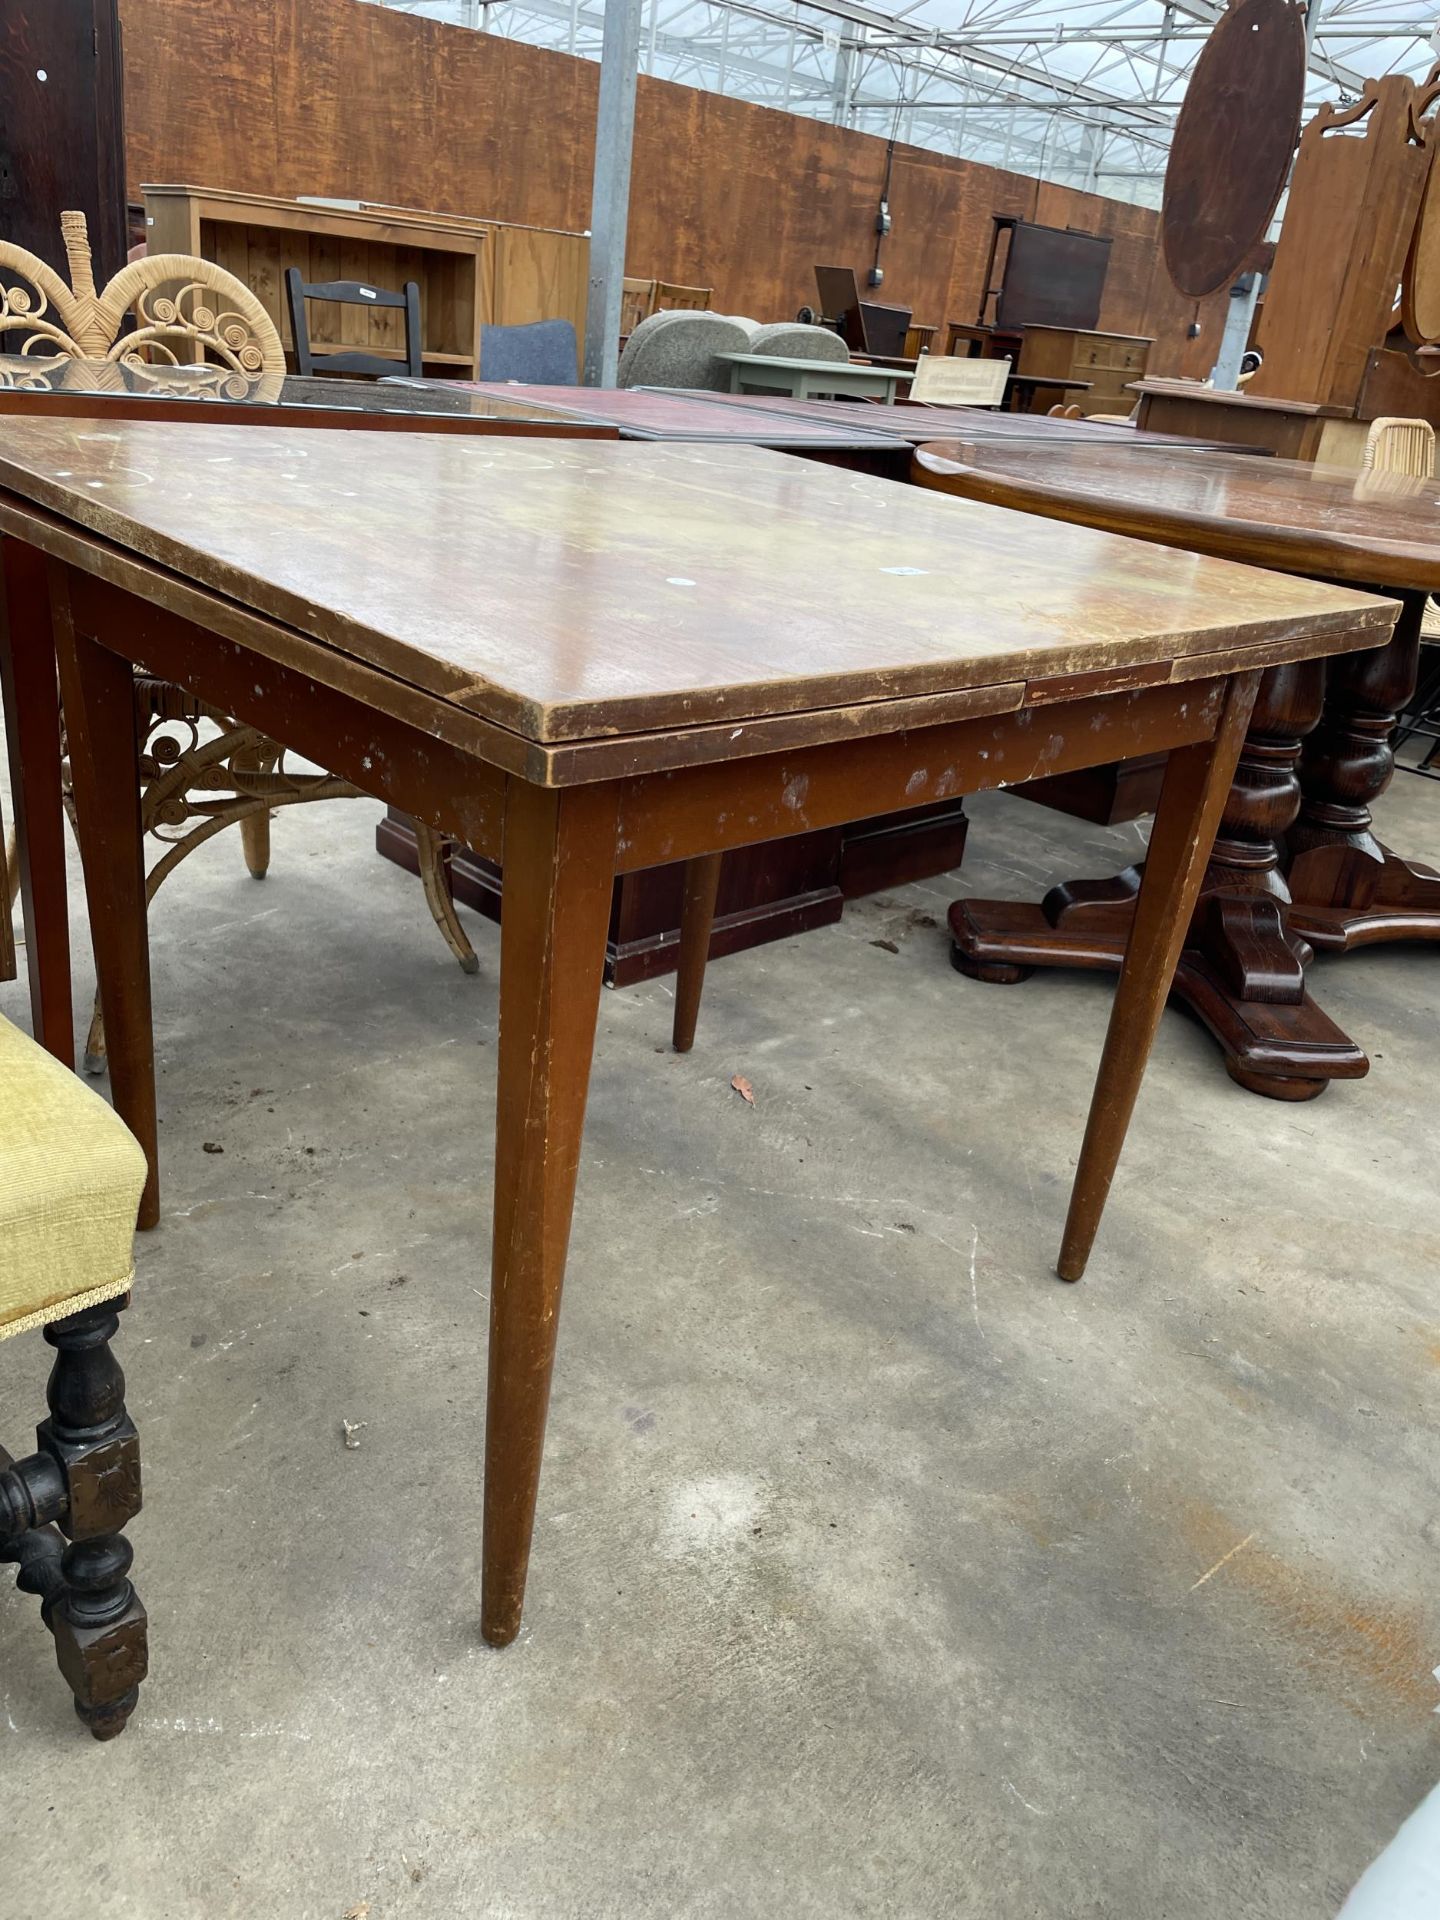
[0, 418, 1390, 751]
[914, 439, 1440, 588]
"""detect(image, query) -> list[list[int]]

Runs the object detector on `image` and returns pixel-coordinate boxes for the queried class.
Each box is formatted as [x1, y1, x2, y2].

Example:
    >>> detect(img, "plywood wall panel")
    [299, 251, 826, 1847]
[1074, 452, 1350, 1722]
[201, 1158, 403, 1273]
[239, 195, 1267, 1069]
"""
[120, 0, 1205, 365]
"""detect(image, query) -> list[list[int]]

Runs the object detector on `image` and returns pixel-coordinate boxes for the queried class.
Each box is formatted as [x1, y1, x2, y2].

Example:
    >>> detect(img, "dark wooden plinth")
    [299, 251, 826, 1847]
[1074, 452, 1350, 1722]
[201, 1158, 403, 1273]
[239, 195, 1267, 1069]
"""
[950, 890, 1367, 1100]
[946, 655, 1380, 1102]
[377, 800, 970, 986]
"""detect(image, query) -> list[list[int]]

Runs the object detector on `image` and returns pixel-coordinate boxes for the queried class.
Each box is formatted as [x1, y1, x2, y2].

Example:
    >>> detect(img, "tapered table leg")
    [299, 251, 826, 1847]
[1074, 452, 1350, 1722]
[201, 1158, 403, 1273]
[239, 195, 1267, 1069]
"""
[50, 569, 159, 1229]
[1287, 590, 1440, 948]
[1059, 672, 1260, 1281]
[0, 540, 73, 1063]
[950, 657, 1369, 1100]
[672, 852, 723, 1053]
[482, 779, 618, 1647]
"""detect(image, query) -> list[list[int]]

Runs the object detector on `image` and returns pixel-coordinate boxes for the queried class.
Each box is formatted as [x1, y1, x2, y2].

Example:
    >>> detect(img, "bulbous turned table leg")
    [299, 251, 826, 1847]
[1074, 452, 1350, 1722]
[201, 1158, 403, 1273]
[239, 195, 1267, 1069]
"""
[949, 659, 1370, 1100]
[1286, 590, 1440, 950]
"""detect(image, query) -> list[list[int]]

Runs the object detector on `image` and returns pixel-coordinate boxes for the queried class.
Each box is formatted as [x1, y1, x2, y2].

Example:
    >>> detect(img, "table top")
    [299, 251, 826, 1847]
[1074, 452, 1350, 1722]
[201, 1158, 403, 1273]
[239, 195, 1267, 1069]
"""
[913, 438, 1440, 589]
[667, 391, 1259, 453]
[0, 359, 605, 430]
[0, 419, 1392, 762]
[716, 353, 901, 378]
[1131, 380, 1351, 420]
[1006, 375, 1092, 392]
[448, 383, 911, 450]
[447, 383, 1258, 456]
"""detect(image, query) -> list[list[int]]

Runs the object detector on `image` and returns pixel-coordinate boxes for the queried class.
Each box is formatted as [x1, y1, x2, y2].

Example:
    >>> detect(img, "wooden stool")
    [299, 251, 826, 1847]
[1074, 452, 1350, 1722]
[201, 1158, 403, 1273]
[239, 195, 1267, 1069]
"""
[0, 1012, 149, 1739]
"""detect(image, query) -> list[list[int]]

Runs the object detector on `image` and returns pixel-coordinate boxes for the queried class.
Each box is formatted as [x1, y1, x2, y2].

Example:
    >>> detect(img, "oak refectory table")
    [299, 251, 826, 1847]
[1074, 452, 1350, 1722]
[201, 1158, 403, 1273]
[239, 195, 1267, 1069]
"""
[0, 420, 1391, 1646]
[916, 437, 1440, 1099]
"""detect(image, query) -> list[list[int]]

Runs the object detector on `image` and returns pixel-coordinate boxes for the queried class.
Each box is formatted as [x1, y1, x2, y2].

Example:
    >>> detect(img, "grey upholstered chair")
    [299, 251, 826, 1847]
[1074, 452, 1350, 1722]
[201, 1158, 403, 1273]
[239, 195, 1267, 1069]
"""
[747, 323, 850, 362]
[479, 319, 579, 385]
[616, 311, 754, 391]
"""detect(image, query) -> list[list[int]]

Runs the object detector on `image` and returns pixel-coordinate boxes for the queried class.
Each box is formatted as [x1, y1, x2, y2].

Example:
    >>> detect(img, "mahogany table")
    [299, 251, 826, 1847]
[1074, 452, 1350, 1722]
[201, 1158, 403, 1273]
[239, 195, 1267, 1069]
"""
[916, 438, 1440, 1099]
[435, 382, 923, 470]
[0, 420, 1389, 1664]
[455, 384, 1266, 458]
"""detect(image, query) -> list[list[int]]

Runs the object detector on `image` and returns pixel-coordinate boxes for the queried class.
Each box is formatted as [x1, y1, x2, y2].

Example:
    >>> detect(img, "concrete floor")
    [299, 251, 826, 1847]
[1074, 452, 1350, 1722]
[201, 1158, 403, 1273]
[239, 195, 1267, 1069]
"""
[2, 762, 1438, 1920]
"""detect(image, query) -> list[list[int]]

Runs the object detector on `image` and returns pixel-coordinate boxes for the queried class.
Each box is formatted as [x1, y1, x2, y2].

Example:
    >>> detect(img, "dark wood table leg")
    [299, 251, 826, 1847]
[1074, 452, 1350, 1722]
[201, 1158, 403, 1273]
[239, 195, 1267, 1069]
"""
[0, 539, 74, 1064]
[482, 779, 618, 1648]
[672, 852, 722, 1053]
[950, 658, 1370, 1101]
[1059, 674, 1259, 1280]
[50, 572, 160, 1228]
[1287, 589, 1440, 948]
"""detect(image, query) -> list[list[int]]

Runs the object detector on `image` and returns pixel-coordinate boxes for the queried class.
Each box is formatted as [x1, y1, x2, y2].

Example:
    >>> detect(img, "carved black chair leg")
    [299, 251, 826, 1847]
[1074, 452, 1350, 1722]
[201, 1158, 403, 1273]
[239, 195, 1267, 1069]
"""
[0, 1297, 147, 1740]
[0, 1447, 68, 1615]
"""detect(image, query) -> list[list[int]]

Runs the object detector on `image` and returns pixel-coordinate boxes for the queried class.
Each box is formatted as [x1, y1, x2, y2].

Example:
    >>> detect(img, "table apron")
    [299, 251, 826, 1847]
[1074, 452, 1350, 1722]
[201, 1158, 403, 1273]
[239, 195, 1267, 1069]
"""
[49, 547, 1236, 881]
[614, 676, 1230, 870]
[54, 562, 508, 862]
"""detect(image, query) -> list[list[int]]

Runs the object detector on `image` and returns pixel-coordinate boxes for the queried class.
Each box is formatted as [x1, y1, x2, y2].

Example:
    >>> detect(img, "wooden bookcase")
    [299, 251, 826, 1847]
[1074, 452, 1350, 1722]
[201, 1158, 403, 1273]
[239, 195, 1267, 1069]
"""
[141, 185, 588, 378]
[1017, 326, 1152, 416]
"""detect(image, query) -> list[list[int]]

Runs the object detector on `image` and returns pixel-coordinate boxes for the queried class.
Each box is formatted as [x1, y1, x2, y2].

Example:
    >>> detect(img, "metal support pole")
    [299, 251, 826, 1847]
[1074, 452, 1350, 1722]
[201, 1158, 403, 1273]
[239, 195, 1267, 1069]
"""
[1211, 272, 1262, 389]
[583, 0, 645, 388]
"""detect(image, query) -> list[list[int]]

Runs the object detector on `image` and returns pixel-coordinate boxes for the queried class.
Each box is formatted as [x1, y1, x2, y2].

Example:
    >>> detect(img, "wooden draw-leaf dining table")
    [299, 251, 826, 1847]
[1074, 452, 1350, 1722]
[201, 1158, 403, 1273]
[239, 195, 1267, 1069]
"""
[0, 421, 1391, 1643]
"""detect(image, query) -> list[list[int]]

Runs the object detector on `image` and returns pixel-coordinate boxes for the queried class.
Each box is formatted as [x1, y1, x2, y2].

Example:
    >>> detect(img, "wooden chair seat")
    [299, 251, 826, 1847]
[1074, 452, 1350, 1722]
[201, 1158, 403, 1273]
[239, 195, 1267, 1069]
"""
[0, 1005, 148, 1741]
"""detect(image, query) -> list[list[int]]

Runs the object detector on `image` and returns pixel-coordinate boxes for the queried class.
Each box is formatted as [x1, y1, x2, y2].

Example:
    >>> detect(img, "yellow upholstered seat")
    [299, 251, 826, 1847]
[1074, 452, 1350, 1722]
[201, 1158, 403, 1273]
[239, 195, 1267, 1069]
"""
[0, 1011, 147, 1340]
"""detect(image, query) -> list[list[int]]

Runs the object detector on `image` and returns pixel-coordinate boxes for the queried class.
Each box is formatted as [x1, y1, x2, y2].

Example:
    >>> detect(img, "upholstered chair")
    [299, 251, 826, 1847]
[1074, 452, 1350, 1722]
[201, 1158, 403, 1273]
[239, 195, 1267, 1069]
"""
[0, 1005, 149, 1739]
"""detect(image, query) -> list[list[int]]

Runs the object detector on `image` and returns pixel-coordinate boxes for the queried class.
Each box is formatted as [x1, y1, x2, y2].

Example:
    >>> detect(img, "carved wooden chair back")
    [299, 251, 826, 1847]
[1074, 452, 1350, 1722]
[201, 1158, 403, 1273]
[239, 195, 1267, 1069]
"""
[285, 268, 422, 379]
[1364, 415, 1437, 478]
[911, 351, 1011, 407]
[0, 211, 284, 391]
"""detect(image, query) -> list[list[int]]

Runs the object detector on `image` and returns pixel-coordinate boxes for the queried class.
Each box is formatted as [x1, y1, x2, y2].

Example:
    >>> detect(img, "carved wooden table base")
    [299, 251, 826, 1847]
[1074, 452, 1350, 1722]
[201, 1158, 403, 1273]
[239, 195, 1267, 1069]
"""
[952, 593, 1436, 1101]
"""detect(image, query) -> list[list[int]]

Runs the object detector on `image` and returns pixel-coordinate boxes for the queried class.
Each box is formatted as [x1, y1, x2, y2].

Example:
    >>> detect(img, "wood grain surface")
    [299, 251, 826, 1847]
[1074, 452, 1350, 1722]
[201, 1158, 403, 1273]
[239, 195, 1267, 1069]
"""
[914, 437, 1440, 589]
[0, 420, 1390, 751]
[1160, 0, 1305, 299]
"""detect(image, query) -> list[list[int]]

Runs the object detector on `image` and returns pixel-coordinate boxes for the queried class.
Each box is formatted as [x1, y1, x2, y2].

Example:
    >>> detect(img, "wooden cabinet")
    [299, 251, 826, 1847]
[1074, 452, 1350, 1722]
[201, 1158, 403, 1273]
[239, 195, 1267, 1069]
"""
[141, 185, 589, 379]
[1129, 380, 1370, 465]
[1017, 326, 1152, 416]
[377, 801, 971, 987]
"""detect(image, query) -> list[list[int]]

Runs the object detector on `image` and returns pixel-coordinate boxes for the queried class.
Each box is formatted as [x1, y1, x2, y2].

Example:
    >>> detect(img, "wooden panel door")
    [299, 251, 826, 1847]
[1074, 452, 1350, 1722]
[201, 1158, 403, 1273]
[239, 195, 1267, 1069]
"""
[0, 1, 127, 286]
